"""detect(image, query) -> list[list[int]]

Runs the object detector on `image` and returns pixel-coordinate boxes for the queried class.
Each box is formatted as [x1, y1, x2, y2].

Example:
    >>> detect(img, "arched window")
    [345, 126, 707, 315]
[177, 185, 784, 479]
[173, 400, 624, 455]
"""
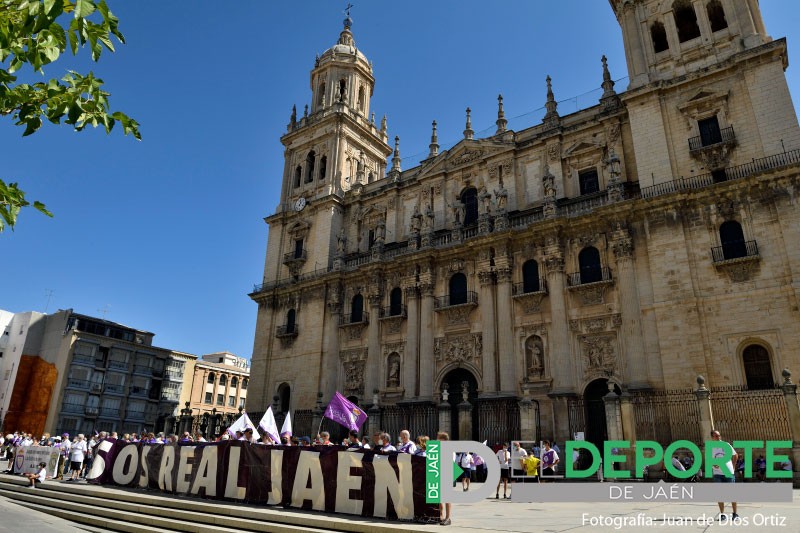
[358, 86, 365, 112]
[706, 0, 727, 32]
[277, 383, 291, 413]
[207, 372, 215, 384]
[338, 79, 347, 102]
[742, 345, 773, 390]
[219, 374, 227, 387]
[522, 260, 541, 293]
[449, 273, 468, 305]
[241, 378, 248, 390]
[389, 287, 403, 316]
[673, 0, 701, 42]
[294, 166, 302, 188]
[651, 21, 669, 53]
[461, 188, 479, 226]
[720, 221, 746, 260]
[286, 309, 296, 334]
[231, 376, 238, 388]
[305, 151, 315, 183]
[351, 294, 364, 323]
[319, 155, 327, 180]
[318, 82, 326, 107]
[579, 247, 602, 284]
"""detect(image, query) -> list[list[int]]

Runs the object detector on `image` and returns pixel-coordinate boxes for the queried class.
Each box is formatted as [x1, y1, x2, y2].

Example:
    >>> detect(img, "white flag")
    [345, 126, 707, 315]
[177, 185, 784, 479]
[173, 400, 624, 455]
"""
[280, 411, 293, 437]
[226, 412, 261, 440]
[258, 407, 280, 443]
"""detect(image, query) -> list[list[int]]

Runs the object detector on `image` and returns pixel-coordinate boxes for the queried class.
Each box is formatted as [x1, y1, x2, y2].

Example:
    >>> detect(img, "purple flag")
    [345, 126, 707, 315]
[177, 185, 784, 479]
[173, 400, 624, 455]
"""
[323, 392, 368, 432]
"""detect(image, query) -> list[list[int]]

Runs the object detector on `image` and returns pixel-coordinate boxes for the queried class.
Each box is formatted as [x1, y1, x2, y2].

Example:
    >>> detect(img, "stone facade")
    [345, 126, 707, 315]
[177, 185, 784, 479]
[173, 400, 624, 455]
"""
[249, 3, 800, 445]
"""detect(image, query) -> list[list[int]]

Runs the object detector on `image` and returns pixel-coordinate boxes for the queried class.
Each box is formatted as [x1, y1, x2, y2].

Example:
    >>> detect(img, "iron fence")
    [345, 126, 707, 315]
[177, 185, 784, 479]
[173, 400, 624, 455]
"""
[476, 398, 522, 445]
[710, 385, 791, 442]
[631, 388, 701, 445]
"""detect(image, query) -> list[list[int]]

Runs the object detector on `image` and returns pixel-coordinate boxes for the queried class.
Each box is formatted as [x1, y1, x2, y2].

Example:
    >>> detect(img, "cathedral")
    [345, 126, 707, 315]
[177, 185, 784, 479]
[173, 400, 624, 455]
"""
[248, 1, 800, 447]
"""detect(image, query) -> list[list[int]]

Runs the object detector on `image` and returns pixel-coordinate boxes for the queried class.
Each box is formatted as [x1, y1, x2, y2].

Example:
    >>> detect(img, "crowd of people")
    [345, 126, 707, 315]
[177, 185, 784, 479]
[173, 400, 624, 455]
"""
[1, 431, 100, 481]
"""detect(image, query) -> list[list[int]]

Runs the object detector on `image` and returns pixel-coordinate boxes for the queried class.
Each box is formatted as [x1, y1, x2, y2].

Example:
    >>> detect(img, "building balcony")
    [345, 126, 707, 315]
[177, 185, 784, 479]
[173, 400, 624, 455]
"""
[99, 408, 120, 418]
[276, 324, 299, 338]
[379, 305, 407, 319]
[567, 267, 613, 287]
[104, 383, 126, 395]
[711, 240, 759, 264]
[62, 403, 83, 414]
[160, 393, 180, 402]
[282, 249, 308, 266]
[129, 386, 149, 398]
[434, 291, 478, 310]
[72, 354, 94, 366]
[126, 411, 145, 421]
[339, 311, 369, 327]
[689, 125, 736, 153]
[133, 365, 153, 376]
[84, 406, 99, 417]
[66, 378, 91, 390]
[512, 279, 548, 296]
[108, 360, 129, 371]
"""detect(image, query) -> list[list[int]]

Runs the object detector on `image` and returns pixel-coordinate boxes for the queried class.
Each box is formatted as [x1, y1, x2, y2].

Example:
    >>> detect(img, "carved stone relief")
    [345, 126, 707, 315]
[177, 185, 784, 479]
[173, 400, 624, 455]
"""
[434, 333, 483, 372]
[581, 334, 617, 376]
[340, 348, 367, 397]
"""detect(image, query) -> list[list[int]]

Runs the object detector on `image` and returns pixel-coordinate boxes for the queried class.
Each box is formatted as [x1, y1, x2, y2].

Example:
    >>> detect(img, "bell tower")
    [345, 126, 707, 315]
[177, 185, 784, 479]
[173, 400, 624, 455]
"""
[264, 12, 392, 288]
[611, 0, 800, 188]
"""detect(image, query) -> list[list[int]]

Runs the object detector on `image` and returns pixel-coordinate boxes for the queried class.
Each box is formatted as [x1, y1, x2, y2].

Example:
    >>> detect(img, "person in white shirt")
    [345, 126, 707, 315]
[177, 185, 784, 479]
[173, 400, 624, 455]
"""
[397, 430, 417, 454]
[496, 443, 511, 499]
[710, 430, 738, 522]
[459, 452, 475, 491]
[67, 434, 88, 481]
[26, 462, 48, 487]
[379, 433, 396, 453]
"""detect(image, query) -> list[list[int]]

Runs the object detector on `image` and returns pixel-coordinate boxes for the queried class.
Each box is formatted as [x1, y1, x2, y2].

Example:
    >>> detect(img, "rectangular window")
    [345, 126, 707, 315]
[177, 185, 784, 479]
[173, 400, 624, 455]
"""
[205, 392, 212, 404]
[579, 169, 599, 195]
[698, 116, 722, 146]
[239, 397, 246, 409]
[294, 239, 304, 259]
[228, 395, 235, 407]
[217, 394, 224, 406]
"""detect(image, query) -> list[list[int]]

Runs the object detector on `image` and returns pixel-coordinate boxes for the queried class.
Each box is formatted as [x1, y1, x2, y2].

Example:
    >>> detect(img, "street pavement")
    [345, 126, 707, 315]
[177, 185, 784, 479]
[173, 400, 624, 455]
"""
[0, 494, 89, 532]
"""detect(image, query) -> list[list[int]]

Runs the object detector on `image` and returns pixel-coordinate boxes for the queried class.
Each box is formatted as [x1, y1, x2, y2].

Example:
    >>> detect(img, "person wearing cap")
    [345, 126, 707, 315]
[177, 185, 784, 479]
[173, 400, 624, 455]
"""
[300, 436, 311, 446]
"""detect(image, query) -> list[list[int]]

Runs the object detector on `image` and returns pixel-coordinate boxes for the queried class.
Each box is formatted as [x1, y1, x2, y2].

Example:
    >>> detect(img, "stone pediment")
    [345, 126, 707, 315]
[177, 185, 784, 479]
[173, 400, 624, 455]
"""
[678, 89, 730, 117]
[564, 140, 601, 157]
[415, 140, 513, 181]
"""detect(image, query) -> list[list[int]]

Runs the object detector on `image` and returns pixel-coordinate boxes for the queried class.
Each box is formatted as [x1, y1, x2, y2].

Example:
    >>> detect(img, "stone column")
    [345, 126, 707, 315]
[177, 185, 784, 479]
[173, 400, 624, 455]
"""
[457, 382, 472, 440]
[322, 285, 342, 402]
[619, 393, 637, 443]
[780, 369, 800, 479]
[496, 267, 516, 394]
[733, 0, 760, 47]
[603, 388, 623, 441]
[418, 282, 436, 400]
[619, 1, 648, 87]
[478, 270, 497, 393]
[611, 227, 648, 389]
[694, 376, 714, 442]
[404, 286, 419, 399]
[365, 293, 382, 400]
[519, 395, 537, 442]
[545, 245, 574, 395]
[438, 387, 452, 436]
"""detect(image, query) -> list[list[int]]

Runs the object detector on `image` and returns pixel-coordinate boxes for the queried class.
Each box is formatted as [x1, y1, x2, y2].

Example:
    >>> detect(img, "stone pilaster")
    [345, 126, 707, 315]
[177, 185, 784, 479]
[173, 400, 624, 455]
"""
[619, 0, 648, 88]
[404, 286, 419, 399]
[418, 282, 436, 400]
[611, 226, 649, 389]
[619, 393, 637, 443]
[322, 289, 342, 401]
[694, 376, 714, 444]
[545, 242, 574, 395]
[365, 292, 382, 401]
[603, 387, 623, 441]
[478, 270, 498, 393]
[496, 267, 516, 394]
[519, 394, 537, 442]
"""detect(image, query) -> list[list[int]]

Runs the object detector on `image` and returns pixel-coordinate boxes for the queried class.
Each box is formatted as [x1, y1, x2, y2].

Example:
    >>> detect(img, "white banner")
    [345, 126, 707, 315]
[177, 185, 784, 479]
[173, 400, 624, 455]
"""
[12, 446, 61, 477]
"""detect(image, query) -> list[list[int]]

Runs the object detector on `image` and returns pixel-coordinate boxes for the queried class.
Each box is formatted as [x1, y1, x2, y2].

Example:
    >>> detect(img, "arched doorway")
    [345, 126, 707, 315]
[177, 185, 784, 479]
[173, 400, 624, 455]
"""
[583, 379, 620, 449]
[440, 367, 479, 440]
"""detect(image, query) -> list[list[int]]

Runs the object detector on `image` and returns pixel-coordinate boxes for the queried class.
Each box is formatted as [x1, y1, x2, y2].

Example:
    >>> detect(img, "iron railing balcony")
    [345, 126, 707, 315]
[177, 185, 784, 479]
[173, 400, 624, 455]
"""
[133, 365, 153, 376]
[380, 305, 407, 318]
[276, 324, 299, 337]
[711, 240, 759, 263]
[434, 291, 478, 309]
[339, 311, 369, 326]
[567, 266, 613, 287]
[104, 383, 126, 394]
[99, 408, 120, 418]
[84, 406, 99, 417]
[512, 279, 548, 296]
[71, 354, 94, 366]
[689, 126, 736, 152]
[126, 410, 145, 421]
[129, 386, 149, 398]
[108, 360, 129, 371]
[62, 403, 83, 414]
[282, 249, 308, 265]
[66, 378, 91, 389]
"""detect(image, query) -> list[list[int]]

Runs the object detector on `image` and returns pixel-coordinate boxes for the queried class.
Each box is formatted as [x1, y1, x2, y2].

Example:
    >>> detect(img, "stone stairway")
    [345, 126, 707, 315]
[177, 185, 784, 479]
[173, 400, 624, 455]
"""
[0, 475, 436, 533]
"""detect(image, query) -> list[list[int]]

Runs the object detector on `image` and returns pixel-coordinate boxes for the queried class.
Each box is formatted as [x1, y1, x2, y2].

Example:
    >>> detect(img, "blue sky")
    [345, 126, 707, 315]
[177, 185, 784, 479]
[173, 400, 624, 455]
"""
[2, 1, 798, 360]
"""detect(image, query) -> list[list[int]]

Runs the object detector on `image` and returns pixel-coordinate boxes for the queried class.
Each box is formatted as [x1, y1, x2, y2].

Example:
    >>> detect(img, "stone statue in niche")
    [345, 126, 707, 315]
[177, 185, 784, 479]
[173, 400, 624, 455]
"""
[494, 184, 508, 211]
[336, 228, 347, 255]
[387, 353, 400, 388]
[447, 199, 465, 226]
[423, 204, 435, 232]
[410, 204, 422, 234]
[542, 165, 556, 198]
[525, 335, 544, 379]
[375, 217, 386, 244]
[479, 185, 492, 214]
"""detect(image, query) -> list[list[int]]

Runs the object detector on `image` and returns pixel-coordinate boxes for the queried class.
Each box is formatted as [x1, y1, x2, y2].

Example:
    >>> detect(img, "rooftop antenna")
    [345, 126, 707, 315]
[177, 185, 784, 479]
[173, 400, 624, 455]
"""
[98, 304, 111, 320]
[44, 289, 54, 313]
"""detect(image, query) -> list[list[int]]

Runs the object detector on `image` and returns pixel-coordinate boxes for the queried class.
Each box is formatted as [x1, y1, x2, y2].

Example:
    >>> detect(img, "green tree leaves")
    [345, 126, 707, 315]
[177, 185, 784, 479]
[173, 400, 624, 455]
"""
[0, 0, 139, 232]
